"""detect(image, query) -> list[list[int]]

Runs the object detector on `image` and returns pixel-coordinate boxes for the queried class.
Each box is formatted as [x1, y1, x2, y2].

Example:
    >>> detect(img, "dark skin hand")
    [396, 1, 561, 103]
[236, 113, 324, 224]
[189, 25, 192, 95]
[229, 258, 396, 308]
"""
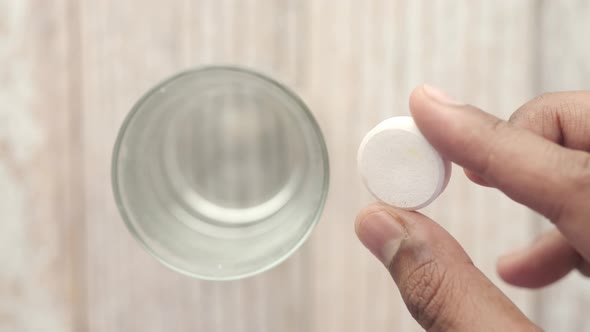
[355, 86, 590, 331]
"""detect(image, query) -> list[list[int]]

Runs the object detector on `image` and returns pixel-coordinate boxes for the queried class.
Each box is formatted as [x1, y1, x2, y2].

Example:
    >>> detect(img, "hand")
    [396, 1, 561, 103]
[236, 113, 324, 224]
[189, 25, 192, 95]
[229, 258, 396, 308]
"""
[355, 86, 590, 331]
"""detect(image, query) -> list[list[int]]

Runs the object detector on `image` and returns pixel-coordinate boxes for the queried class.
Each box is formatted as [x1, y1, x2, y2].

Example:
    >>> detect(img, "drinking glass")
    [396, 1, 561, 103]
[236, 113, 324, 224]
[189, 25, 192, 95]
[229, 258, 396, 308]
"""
[112, 66, 329, 280]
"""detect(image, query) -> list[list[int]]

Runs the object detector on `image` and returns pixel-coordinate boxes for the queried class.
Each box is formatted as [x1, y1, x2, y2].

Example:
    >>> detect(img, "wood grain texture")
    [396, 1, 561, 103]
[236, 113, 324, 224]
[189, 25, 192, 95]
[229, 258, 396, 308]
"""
[2, 0, 590, 331]
[0, 0, 80, 331]
[534, 1, 590, 331]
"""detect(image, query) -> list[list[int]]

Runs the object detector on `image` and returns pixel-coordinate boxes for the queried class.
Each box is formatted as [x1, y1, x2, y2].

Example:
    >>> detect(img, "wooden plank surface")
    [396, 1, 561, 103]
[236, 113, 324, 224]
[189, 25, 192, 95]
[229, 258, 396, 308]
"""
[0, 0, 80, 331]
[1, 0, 589, 331]
[534, 1, 590, 331]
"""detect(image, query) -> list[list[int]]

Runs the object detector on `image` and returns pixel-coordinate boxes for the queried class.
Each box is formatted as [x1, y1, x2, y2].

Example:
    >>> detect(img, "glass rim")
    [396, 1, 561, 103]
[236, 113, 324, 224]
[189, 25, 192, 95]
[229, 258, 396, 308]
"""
[111, 65, 330, 280]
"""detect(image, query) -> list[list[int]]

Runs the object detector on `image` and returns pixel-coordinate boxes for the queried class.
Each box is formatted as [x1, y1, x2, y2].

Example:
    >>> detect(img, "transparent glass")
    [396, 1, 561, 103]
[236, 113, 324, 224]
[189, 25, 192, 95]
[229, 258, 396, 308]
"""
[112, 66, 329, 280]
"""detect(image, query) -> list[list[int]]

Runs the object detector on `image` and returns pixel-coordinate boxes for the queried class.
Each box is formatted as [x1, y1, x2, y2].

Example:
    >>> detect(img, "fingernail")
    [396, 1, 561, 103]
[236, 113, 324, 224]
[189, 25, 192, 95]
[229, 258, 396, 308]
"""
[422, 84, 464, 106]
[356, 211, 406, 265]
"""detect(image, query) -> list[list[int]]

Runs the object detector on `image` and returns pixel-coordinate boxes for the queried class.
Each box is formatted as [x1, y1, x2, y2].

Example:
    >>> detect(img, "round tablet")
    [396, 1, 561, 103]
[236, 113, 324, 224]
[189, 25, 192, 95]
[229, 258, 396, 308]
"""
[357, 116, 451, 210]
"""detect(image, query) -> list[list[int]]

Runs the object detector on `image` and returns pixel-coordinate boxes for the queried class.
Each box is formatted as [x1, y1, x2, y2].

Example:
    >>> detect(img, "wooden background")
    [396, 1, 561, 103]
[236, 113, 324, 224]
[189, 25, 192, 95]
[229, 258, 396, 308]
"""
[2, 0, 590, 331]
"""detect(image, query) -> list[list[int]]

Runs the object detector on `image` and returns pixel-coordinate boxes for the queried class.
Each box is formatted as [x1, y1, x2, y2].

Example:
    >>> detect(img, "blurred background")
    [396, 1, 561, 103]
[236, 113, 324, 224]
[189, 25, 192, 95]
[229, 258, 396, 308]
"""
[2, 0, 590, 331]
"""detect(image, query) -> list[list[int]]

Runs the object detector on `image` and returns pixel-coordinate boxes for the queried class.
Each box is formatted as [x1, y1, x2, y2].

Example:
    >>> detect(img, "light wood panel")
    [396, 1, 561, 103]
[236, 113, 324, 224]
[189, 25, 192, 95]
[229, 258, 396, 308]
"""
[0, 0, 81, 331]
[535, 1, 590, 331]
[2, 0, 590, 331]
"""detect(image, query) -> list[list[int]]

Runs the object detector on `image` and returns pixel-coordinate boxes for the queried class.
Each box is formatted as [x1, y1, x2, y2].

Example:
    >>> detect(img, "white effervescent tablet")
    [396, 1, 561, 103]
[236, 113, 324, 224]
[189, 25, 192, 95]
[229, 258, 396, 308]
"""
[357, 116, 451, 210]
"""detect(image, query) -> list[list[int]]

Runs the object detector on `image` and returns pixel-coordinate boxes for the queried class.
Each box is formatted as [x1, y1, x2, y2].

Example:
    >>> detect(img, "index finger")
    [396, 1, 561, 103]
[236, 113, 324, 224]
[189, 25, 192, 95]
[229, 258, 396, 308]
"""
[409, 85, 590, 258]
[465, 91, 590, 190]
[509, 91, 590, 151]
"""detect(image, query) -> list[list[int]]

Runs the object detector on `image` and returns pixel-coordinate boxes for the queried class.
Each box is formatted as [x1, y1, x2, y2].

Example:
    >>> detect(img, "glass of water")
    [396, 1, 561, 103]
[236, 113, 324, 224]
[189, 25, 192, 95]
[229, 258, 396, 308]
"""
[112, 66, 329, 280]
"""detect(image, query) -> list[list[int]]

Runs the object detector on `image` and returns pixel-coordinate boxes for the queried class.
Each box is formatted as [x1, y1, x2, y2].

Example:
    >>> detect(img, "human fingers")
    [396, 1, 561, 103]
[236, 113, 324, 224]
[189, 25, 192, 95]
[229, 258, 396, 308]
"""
[409, 85, 590, 262]
[509, 91, 590, 151]
[463, 92, 590, 286]
[355, 204, 540, 332]
[497, 229, 583, 288]
[465, 91, 590, 186]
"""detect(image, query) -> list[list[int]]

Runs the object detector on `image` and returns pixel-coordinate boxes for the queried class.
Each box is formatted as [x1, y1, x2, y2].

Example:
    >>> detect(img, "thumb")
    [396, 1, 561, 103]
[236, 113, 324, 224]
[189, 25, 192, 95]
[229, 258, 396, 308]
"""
[355, 204, 540, 332]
